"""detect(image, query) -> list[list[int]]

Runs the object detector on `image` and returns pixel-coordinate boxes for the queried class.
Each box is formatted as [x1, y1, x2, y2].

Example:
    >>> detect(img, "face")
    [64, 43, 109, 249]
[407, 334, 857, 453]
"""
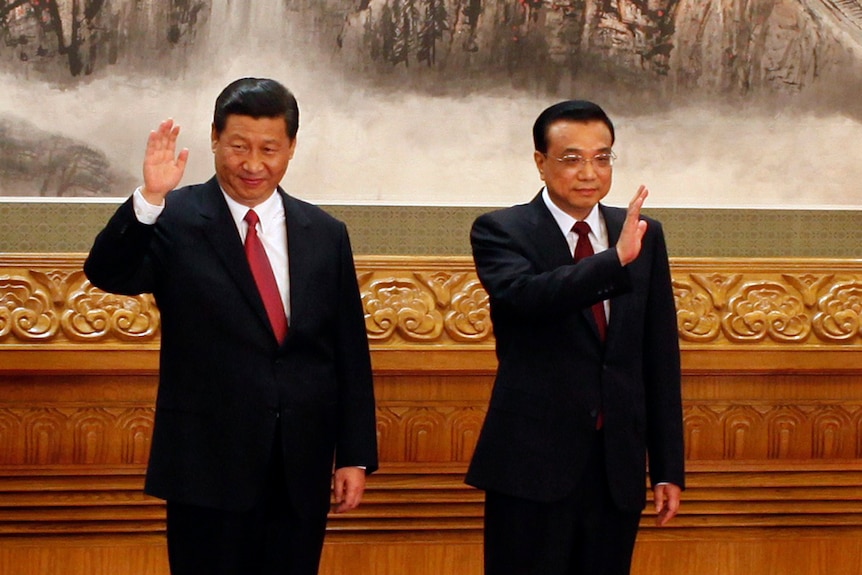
[534, 119, 613, 221]
[212, 114, 297, 207]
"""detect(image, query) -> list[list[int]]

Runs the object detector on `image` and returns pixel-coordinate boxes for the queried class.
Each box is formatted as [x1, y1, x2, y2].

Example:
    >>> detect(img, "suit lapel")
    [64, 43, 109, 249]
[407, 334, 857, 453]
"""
[601, 204, 628, 345]
[281, 189, 312, 338]
[602, 203, 625, 248]
[198, 178, 274, 336]
[526, 192, 575, 270]
[530, 193, 607, 341]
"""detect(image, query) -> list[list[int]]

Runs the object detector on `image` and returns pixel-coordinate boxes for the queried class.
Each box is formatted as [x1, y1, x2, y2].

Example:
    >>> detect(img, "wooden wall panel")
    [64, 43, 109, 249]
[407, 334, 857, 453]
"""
[1, 255, 861, 575]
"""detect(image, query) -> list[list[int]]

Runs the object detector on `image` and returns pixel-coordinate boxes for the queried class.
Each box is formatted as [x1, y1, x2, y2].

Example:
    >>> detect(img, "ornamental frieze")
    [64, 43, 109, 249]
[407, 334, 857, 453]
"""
[1, 256, 861, 346]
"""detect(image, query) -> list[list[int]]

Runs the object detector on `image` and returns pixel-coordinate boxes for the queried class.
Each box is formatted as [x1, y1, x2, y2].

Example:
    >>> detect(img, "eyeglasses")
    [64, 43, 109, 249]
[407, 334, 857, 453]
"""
[543, 151, 616, 170]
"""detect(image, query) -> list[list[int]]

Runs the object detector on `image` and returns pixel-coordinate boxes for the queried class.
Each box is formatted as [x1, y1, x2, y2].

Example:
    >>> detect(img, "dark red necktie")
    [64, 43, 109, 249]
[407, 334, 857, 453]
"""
[574, 221, 606, 429]
[244, 209, 288, 343]
[573, 221, 607, 342]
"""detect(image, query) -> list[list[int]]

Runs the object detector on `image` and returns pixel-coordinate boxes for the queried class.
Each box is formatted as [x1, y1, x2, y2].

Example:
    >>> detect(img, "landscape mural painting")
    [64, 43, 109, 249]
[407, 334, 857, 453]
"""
[1, 0, 861, 208]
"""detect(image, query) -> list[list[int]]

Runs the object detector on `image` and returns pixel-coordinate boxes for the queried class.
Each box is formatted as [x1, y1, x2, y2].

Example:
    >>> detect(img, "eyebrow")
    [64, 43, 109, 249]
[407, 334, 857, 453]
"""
[560, 147, 613, 154]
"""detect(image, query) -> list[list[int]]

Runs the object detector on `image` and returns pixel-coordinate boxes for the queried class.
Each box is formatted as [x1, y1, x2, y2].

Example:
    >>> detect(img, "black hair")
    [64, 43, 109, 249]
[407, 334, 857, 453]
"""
[213, 78, 299, 139]
[532, 100, 615, 153]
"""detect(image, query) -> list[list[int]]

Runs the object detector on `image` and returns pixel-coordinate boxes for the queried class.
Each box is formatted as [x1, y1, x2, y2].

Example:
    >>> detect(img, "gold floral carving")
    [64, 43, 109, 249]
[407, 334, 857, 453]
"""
[690, 273, 742, 309]
[361, 271, 494, 344]
[671, 267, 862, 345]
[414, 271, 467, 307]
[0, 267, 158, 344]
[1, 257, 862, 346]
[0, 274, 59, 341]
[812, 281, 862, 341]
[673, 279, 722, 342]
[363, 278, 444, 341]
[445, 279, 491, 342]
[64, 280, 160, 341]
[722, 282, 810, 342]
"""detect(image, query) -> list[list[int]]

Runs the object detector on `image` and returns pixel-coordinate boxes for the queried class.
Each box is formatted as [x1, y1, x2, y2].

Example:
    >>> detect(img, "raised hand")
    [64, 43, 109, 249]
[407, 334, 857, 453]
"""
[142, 119, 189, 205]
[616, 185, 649, 266]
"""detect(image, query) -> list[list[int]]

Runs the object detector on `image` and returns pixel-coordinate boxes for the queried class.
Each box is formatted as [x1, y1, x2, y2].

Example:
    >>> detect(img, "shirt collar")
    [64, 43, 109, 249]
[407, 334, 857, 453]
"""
[541, 187, 605, 240]
[221, 187, 284, 234]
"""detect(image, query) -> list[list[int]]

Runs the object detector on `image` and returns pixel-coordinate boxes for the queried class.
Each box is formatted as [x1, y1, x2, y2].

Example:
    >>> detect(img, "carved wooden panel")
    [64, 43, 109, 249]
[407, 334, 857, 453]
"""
[3, 255, 861, 348]
[2, 255, 862, 575]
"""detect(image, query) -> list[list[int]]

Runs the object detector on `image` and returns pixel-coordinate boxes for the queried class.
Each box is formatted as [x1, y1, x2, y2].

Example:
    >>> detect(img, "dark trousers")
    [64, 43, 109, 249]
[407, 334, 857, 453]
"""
[165, 432, 328, 575]
[483, 432, 642, 575]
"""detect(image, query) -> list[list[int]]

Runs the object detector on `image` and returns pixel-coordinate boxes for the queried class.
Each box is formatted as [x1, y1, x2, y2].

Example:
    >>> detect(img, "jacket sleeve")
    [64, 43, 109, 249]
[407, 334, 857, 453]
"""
[642, 221, 685, 489]
[83, 196, 159, 296]
[470, 211, 632, 322]
[333, 224, 379, 474]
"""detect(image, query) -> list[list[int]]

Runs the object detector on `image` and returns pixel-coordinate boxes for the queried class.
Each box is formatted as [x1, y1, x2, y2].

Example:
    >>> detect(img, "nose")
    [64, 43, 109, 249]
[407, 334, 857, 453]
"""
[243, 150, 264, 173]
[577, 160, 597, 179]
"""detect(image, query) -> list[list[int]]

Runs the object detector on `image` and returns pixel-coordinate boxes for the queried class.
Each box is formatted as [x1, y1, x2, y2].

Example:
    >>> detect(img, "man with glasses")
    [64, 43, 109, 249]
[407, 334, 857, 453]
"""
[466, 100, 684, 575]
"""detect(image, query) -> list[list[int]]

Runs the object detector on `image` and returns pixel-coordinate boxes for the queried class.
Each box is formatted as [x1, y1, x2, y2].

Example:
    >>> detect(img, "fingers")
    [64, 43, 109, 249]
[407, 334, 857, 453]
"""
[654, 483, 682, 527]
[176, 147, 190, 173]
[333, 474, 346, 510]
[142, 119, 189, 203]
[626, 185, 648, 222]
[616, 185, 650, 266]
[146, 119, 180, 155]
[332, 467, 367, 514]
[630, 184, 648, 206]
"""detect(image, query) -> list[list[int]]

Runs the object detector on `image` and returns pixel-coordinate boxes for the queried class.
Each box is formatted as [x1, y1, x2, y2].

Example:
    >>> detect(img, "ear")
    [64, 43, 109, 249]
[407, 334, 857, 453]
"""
[534, 150, 546, 181]
[287, 137, 297, 160]
[210, 124, 218, 152]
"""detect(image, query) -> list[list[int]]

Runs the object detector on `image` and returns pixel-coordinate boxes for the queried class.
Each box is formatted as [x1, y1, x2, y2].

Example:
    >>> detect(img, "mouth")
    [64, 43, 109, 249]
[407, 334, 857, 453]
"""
[240, 177, 266, 187]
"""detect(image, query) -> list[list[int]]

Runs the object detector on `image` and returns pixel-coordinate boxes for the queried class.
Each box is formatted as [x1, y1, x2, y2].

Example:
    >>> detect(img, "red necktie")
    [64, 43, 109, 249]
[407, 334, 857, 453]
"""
[573, 221, 606, 429]
[244, 209, 288, 343]
[573, 221, 607, 342]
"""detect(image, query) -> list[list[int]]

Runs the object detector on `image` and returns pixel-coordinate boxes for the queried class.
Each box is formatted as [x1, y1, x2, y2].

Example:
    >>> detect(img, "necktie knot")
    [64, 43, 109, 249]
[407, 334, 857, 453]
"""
[244, 209, 260, 229]
[573, 221, 591, 238]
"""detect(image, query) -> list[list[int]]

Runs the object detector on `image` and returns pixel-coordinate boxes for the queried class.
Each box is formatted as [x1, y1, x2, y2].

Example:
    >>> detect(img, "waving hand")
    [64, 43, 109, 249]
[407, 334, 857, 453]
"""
[142, 119, 189, 205]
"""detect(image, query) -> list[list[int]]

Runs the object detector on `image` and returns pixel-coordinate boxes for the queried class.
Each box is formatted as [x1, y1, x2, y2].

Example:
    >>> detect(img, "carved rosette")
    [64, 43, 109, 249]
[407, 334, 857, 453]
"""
[722, 282, 810, 342]
[363, 278, 444, 341]
[64, 280, 159, 341]
[812, 281, 862, 341]
[445, 279, 492, 342]
[0, 274, 60, 341]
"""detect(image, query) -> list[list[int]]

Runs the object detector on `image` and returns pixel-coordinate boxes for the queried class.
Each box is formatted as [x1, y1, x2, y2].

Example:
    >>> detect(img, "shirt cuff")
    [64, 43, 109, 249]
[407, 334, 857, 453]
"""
[133, 186, 165, 225]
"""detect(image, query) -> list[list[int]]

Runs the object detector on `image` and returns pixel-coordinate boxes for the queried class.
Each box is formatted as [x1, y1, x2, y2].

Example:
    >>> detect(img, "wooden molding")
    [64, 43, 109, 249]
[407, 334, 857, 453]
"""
[2, 255, 861, 349]
[2, 254, 862, 574]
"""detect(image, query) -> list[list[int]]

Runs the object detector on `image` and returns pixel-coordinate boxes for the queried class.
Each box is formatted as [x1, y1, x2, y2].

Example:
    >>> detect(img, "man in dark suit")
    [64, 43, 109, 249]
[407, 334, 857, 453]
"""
[84, 78, 378, 575]
[466, 100, 684, 575]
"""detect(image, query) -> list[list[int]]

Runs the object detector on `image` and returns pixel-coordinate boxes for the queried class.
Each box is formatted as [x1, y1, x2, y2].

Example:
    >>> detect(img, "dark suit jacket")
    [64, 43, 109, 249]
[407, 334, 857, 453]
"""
[84, 177, 378, 518]
[465, 193, 683, 512]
